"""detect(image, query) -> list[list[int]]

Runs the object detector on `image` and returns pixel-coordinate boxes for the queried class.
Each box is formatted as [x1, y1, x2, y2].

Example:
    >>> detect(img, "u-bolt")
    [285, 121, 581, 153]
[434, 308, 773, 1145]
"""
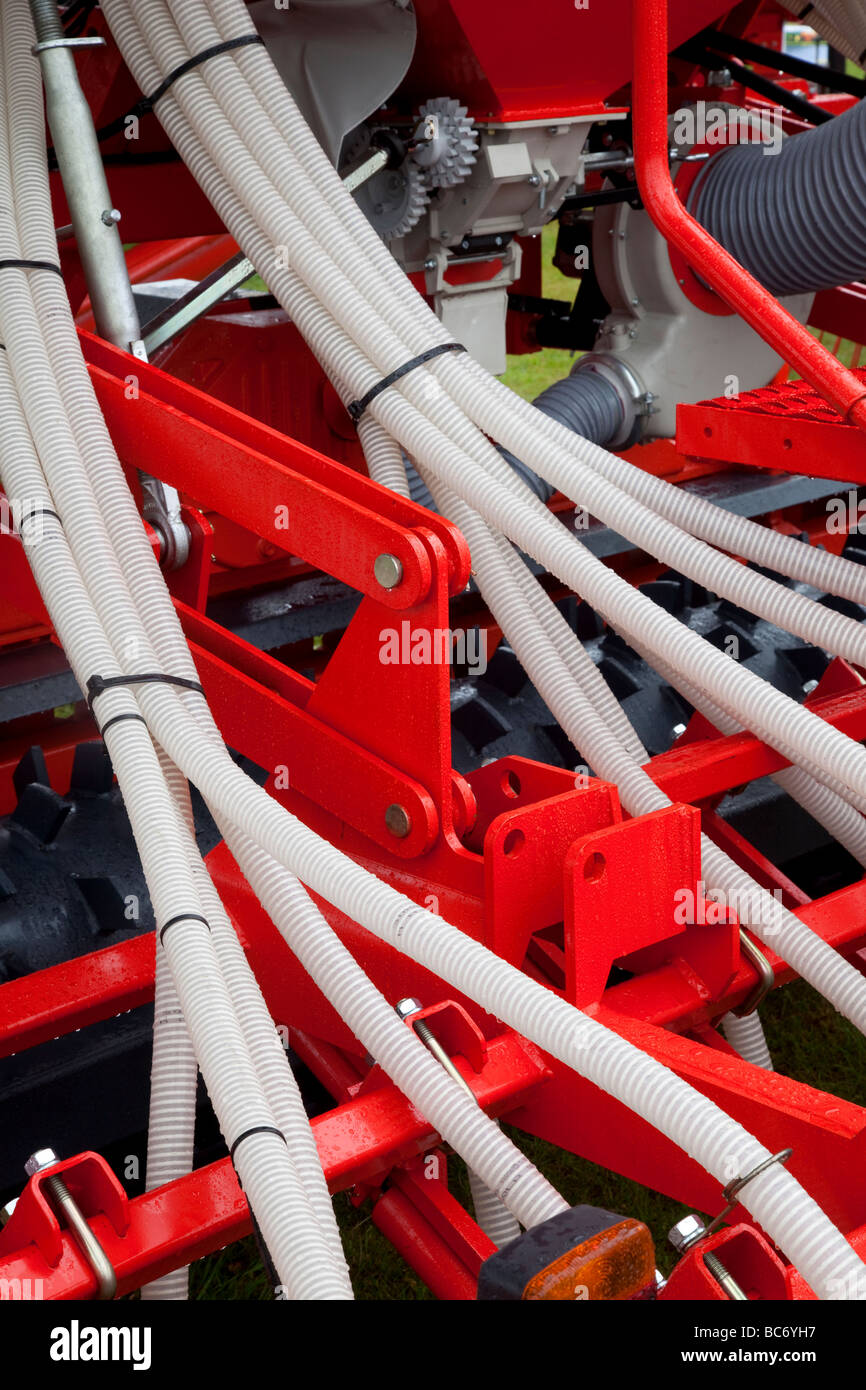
[25, 1148, 117, 1300]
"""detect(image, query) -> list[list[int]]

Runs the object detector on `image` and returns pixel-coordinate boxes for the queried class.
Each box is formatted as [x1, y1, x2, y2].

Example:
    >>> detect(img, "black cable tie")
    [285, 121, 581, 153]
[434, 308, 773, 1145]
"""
[0, 259, 62, 276]
[159, 911, 211, 946]
[347, 343, 467, 422]
[17, 506, 62, 528]
[229, 1125, 287, 1165]
[85, 671, 205, 709]
[92, 35, 265, 145]
[99, 711, 148, 739]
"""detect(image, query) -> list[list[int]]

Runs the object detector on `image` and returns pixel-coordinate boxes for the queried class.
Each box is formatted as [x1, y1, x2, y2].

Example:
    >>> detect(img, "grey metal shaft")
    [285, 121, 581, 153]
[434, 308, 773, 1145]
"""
[143, 251, 254, 356]
[28, 4, 189, 567]
[342, 146, 389, 194]
[43, 1173, 117, 1300]
[703, 1250, 748, 1301]
[141, 148, 392, 357]
[29, 2, 142, 352]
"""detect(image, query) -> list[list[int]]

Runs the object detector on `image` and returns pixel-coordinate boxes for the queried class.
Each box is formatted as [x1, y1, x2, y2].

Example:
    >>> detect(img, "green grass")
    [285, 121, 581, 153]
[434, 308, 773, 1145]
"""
[502, 223, 581, 401]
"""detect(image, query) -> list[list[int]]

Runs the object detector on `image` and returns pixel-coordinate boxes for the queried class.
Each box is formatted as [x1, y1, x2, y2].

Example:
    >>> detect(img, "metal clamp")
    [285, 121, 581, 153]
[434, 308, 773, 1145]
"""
[733, 928, 775, 1018]
[32, 37, 106, 53]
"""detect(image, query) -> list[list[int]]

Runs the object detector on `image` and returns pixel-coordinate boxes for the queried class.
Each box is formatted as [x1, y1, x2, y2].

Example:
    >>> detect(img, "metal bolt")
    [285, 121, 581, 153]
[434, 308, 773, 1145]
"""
[385, 803, 411, 838]
[423, 257, 437, 272]
[394, 996, 423, 1020]
[373, 552, 403, 590]
[0, 1196, 18, 1227]
[25, 1147, 61, 1178]
[101, 208, 122, 227]
[395, 999, 480, 1100]
[528, 173, 541, 187]
[668, 1213, 706, 1254]
[704, 1250, 748, 1300]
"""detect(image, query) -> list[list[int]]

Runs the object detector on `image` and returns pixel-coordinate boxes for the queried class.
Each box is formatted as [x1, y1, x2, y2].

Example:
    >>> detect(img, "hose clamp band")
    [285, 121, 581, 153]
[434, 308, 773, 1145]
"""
[99, 711, 148, 739]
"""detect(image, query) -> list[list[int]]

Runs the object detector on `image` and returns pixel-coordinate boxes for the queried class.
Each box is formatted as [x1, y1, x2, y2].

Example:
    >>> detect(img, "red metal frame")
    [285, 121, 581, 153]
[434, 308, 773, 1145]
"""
[3, 335, 866, 1295]
[4, 0, 866, 1302]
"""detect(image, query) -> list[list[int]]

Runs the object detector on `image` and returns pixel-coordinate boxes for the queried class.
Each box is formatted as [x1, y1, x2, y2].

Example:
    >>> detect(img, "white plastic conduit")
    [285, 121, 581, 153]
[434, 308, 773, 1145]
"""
[10, 0, 863, 1296]
[413, 462, 866, 1039]
[169, 0, 866, 611]
[95, 0, 866, 1070]
[101, 0, 866, 679]
[217, 823, 568, 1232]
[99, 0, 866, 814]
[0, 367, 348, 1300]
[2, 0, 351, 1298]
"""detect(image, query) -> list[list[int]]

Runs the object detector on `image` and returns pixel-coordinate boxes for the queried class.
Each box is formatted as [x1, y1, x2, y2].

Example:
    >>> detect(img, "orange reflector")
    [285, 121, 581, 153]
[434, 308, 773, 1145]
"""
[522, 1218, 655, 1301]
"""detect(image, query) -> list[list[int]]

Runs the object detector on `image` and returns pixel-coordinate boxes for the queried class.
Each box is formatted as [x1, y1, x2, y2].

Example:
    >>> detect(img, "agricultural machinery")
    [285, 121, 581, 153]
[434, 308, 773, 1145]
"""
[2, 0, 866, 1308]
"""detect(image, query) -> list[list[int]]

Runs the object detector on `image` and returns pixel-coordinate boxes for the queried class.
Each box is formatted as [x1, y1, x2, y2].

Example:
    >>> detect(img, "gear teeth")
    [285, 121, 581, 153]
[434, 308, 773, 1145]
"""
[416, 97, 478, 190]
[389, 164, 430, 239]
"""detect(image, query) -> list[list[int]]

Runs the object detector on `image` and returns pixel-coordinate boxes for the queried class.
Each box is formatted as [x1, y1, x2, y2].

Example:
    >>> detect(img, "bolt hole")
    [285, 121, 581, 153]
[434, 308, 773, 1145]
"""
[583, 850, 606, 882]
[782, 438, 792, 450]
[502, 769, 521, 799]
[503, 828, 525, 857]
[703, 426, 713, 439]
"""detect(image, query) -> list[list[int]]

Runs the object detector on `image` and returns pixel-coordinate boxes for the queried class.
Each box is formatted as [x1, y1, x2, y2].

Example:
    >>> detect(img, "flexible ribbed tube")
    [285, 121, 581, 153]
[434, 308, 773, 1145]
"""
[104, 0, 866, 1034]
[1, 4, 351, 1297]
[104, 0, 866, 686]
[101, 0, 866, 776]
[30, 0, 864, 1295]
[204, 0, 866, 612]
[414, 463, 866, 1042]
[140, 750, 198, 1301]
[101, 0, 866, 1023]
[627, 635, 866, 868]
[156, 759, 351, 1287]
[0, 378, 347, 1298]
[692, 97, 866, 296]
[9, 0, 540, 1265]
[722, 1012, 774, 1070]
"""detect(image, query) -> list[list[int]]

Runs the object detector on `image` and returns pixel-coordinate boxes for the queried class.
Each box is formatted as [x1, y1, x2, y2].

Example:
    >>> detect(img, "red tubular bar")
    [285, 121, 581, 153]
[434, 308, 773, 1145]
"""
[632, 0, 866, 431]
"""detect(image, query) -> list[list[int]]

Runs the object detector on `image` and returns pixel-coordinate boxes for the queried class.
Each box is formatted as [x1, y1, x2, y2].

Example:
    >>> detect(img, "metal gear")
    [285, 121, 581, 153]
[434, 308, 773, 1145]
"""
[413, 96, 478, 189]
[340, 123, 430, 240]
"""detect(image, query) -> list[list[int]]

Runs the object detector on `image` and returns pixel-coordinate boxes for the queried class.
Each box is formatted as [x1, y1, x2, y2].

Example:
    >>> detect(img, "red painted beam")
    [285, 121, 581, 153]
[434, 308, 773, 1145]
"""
[0, 1031, 548, 1299]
